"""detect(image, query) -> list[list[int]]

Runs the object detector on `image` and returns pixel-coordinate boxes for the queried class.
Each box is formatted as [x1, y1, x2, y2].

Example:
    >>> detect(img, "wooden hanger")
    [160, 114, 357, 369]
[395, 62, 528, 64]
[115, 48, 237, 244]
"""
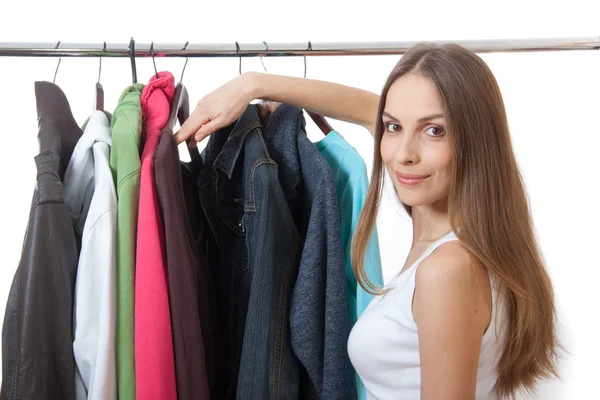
[168, 82, 202, 164]
[306, 110, 333, 135]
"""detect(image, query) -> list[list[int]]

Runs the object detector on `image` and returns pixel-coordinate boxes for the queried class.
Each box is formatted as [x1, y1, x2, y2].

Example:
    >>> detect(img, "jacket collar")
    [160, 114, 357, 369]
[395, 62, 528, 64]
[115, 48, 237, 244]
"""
[35, 81, 83, 180]
[141, 72, 175, 137]
[63, 111, 111, 234]
[210, 104, 262, 179]
[260, 104, 305, 196]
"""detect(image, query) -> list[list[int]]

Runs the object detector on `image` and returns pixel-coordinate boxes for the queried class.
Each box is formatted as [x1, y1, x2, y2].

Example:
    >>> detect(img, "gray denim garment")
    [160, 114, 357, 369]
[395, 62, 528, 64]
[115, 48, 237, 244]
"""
[261, 105, 356, 400]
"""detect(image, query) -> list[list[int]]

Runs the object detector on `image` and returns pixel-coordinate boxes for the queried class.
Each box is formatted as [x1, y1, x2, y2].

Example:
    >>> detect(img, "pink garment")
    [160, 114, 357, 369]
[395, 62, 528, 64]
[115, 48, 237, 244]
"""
[135, 72, 177, 400]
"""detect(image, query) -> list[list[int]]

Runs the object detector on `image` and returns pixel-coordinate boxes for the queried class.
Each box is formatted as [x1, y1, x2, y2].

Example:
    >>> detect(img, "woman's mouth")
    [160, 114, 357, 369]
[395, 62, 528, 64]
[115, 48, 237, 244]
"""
[395, 172, 429, 186]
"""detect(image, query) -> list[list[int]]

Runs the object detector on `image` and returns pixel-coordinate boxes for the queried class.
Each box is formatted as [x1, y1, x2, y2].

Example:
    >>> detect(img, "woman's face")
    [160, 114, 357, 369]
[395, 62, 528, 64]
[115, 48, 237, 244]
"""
[380, 73, 453, 208]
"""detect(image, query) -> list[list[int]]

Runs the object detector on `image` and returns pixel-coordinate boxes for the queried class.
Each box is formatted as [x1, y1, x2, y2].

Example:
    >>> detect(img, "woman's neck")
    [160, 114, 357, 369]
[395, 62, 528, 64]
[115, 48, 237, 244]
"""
[410, 197, 452, 244]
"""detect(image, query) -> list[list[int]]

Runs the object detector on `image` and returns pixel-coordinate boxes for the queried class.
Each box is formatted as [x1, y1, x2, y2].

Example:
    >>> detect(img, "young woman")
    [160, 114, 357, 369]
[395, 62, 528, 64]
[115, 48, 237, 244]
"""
[174, 43, 560, 400]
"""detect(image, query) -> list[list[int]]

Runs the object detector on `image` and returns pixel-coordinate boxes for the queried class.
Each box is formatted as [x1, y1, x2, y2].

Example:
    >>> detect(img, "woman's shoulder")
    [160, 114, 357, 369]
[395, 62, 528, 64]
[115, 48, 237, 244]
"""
[413, 240, 491, 330]
[416, 240, 475, 285]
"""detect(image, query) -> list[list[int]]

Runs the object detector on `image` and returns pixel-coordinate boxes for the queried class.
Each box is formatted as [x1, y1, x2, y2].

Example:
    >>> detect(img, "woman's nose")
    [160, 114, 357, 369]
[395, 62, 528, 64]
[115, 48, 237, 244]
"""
[396, 135, 419, 165]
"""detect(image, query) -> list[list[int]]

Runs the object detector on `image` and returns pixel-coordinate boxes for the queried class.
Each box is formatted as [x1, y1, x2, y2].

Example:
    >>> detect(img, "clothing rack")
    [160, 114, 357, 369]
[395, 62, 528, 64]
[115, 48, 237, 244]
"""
[0, 37, 599, 58]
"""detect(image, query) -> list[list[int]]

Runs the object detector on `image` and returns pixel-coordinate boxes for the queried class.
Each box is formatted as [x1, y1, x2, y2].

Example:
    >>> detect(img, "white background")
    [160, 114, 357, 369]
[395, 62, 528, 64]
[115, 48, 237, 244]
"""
[0, 1, 599, 398]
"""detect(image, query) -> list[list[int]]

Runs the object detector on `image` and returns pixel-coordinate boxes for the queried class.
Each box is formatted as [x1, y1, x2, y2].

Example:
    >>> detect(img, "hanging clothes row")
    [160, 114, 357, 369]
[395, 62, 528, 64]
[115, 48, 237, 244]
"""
[1, 70, 383, 400]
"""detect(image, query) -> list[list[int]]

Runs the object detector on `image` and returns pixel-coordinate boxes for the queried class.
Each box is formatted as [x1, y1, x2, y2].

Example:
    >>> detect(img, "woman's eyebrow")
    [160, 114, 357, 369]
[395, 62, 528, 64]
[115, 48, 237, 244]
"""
[382, 111, 444, 123]
[418, 113, 444, 122]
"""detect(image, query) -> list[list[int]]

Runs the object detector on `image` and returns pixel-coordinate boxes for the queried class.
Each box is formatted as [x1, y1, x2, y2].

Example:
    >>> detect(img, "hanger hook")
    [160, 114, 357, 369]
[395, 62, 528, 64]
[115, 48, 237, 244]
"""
[128, 37, 137, 84]
[53, 40, 61, 84]
[304, 41, 312, 79]
[150, 42, 159, 79]
[260, 41, 270, 73]
[98, 41, 106, 84]
[235, 42, 242, 75]
[179, 41, 189, 84]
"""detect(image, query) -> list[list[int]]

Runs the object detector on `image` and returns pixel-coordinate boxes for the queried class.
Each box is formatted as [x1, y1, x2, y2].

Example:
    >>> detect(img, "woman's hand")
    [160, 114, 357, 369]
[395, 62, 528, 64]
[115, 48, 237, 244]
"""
[175, 72, 256, 144]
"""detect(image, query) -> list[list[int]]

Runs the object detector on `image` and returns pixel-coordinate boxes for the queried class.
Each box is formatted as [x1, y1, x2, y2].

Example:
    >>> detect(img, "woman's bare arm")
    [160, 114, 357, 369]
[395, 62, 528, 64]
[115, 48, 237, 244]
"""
[175, 71, 380, 143]
[249, 72, 379, 133]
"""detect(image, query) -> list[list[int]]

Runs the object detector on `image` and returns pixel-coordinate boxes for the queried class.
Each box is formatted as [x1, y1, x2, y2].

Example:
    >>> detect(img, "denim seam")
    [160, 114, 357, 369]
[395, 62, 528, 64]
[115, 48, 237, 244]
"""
[215, 123, 262, 178]
[246, 161, 277, 213]
[257, 130, 275, 162]
[272, 237, 299, 399]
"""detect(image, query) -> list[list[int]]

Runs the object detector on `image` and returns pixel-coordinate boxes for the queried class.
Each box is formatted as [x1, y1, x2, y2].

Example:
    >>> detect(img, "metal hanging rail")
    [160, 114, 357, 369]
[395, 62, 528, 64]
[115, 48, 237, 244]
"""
[0, 37, 599, 58]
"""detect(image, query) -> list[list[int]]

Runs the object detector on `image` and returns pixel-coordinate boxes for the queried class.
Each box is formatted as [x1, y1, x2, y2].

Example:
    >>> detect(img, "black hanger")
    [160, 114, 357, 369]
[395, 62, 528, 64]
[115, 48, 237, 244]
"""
[150, 42, 160, 79]
[169, 41, 191, 130]
[179, 41, 189, 84]
[95, 41, 105, 111]
[235, 41, 242, 75]
[128, 37, 137, 84]
[53, 41, 61, 84]
[168, 83, 201, 163]
[168, 45, 201, 163]
[304, 41, 333, 135]
[167, 83, 188, 131]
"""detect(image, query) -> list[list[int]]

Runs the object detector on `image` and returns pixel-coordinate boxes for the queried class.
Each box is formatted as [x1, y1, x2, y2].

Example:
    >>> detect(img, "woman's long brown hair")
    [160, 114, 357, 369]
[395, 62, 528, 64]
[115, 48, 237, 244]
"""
[351, 42, 560, 398]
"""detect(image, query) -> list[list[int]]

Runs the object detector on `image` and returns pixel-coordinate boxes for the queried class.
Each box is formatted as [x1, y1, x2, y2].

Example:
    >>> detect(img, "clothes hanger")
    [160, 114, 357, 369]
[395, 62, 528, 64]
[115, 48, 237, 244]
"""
[167, 41, 201, 164]
[150, 39, 187, 134]
[128, 37, 137, 84]
[306, 110, 333, 136]
[236, 41, 242, 76]
[260, 41, 269, 74]
[179, 41, 189, 85]
[166, 41, 187, 132]
[150, 42, 160, 79]
[53, 41, 61, 84]
[94, 42, 105, 111]
[304, 41, 333, 136]
[39, 40, 84, 179]
[258, 41, 273, 116]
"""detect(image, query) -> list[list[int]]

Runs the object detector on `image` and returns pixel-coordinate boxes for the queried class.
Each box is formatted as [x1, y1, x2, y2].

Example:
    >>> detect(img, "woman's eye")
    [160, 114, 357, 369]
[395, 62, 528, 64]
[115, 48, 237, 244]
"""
[386, 122, 401, 133]
[425, 126, 444, 137]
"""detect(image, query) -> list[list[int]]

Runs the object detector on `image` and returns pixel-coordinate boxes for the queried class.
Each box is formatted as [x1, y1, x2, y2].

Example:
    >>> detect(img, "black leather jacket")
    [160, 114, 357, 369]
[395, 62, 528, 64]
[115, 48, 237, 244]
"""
[1, 81, 82, 400]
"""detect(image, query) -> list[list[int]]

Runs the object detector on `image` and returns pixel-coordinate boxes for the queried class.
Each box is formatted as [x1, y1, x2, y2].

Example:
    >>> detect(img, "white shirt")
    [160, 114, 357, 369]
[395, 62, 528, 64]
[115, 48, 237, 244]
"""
[64, 111, 117, 400]
[348, 231, 505, 400]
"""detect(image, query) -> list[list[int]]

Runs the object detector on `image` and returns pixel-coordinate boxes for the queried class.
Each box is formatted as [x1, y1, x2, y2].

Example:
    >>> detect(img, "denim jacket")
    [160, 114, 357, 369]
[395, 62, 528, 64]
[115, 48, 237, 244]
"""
[198, 105, 304, 399]
[261, 105, 356, 400]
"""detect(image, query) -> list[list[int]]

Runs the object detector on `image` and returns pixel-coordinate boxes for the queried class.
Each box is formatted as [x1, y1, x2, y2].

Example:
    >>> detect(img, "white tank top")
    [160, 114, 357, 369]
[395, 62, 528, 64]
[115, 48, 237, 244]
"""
[348, 231, 505, 400]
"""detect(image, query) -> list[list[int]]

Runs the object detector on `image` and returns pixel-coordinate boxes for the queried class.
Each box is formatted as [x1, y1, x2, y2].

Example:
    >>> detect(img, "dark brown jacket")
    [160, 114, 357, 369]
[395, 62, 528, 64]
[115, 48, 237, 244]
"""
[154, 84, 215, 399]
[1, 81, 82, 400]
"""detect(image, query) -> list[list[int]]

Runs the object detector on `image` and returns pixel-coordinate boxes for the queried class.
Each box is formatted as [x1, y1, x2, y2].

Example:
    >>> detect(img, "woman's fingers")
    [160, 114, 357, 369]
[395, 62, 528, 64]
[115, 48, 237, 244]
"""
[175, 107, 210, 144]
[174, 75, 254, 144]
[194, 118, 225, 142]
